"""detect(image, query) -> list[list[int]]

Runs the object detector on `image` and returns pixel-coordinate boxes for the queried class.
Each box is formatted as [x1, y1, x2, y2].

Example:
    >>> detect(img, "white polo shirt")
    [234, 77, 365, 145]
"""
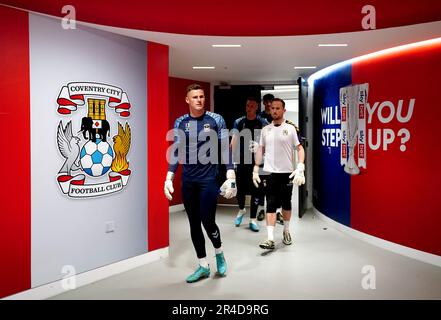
[260, 120, 300, 173]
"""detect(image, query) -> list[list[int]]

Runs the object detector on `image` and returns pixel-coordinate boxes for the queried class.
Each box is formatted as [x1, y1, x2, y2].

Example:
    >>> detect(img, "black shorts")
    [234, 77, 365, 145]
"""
[236, 164, 253, 194]
[265, 173, 293, 212]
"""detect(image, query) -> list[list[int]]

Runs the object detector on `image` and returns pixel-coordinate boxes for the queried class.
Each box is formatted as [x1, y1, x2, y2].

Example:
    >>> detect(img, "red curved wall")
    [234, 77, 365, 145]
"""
[0, 5, 31, 298]
[351, 41, 441, 255]
[2, 0, 441, 36]
[0, 6, 171, 297]
[313, 39, 441, 257]
[148, 43, 170, 251]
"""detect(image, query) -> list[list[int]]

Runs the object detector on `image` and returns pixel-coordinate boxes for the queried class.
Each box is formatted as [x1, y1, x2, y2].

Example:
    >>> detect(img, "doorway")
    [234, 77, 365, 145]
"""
[214, 83, 306, 219]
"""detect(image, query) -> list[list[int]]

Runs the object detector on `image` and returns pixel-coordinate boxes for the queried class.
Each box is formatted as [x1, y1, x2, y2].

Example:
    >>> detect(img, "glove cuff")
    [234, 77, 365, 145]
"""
[166, 171, 175, 181]
[296, 163, 305, 171]
[226, 169, 236, 180]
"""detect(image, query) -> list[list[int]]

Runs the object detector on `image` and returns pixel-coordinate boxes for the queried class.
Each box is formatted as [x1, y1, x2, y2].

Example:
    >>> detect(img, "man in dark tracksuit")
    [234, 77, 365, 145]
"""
[231, 97, 268, 232]
[164, 84, 236, 283]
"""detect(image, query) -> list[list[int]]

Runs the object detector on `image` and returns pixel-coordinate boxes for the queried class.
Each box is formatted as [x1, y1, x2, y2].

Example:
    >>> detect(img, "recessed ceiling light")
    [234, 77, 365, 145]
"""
[273, 85, 298, 90]
[318, 44, 348, 47]
[294, 66, 317, 69]
[211, 44, 242, 48]
[192, 66, 215, 69]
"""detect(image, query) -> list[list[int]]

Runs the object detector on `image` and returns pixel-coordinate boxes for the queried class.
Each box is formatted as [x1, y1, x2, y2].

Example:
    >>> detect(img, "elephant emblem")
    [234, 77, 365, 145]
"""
[80, 117, 110, 142]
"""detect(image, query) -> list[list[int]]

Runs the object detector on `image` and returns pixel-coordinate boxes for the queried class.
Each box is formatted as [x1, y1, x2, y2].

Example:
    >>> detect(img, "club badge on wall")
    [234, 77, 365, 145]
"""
[55, 82, 132, 198]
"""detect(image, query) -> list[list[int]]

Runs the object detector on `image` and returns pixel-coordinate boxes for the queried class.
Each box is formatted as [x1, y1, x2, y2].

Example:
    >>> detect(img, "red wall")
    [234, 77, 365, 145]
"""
[147, 42, 170, 251]
[0, 10, 171, 297]
[168, 77, 211, 206]
[0, 6, 31, 298]
[3, 1, 441, 36]
[351, 41, 441, 255]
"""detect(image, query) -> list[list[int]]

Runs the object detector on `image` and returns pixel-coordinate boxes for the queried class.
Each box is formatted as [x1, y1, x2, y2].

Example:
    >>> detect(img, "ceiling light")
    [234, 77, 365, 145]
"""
[294, 66, 317, 69]
[274, 85, 298, 90]
[192, 66, 215, 69]
[318, 44, 348, 47]
[211, 44, 242, 48]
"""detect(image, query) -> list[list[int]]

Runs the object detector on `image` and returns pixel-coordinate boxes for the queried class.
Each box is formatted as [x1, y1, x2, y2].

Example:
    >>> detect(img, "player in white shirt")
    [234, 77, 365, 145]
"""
[252, 98, 305, 249]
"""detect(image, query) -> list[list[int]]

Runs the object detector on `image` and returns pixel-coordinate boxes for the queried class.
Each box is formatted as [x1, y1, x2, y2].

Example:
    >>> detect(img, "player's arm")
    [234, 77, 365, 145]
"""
[252, 144, 264, 187]
[254, 144, 264, 168]
[218, 115, 237, 199]
[296, 144, 305, 164]
[230, 118, 240, 155]
[250, 117, 268, 153]
[230, 132, 238, 155]
[252, 128, 266, 188]
[289, 131, 306, 186]
[164, 119, 183, 200]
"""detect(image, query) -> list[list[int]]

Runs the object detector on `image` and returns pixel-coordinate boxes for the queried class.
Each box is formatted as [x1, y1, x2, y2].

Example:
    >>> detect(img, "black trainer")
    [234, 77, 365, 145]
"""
[259, 239, 275, 250]
[257, 210, 265, 221]
[276, 211, 284, 225]
[282, 231, 292, 245]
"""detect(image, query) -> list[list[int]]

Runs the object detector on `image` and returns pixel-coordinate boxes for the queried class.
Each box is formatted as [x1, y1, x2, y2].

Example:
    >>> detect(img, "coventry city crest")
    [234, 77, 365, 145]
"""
[55, 82, 132, 198]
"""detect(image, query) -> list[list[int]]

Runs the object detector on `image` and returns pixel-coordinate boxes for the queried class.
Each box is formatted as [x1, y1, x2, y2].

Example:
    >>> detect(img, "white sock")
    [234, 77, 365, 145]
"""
[199, 258, 209, 268]
[284, 220, 290, 232]
[215, 247, 223, 255]
[267, 226, 275, 241]
[250, 218, 257, 224]
[237, 209, 246, 217]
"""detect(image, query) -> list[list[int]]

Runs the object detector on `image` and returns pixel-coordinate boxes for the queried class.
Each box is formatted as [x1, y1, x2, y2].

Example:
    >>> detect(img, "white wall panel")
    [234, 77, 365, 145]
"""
[29, 14, 147, 287]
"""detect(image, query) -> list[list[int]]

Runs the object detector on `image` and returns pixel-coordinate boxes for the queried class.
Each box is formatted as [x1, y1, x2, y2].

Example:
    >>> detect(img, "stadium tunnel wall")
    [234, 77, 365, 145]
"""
[0, 6, 169, 298]
[311, 38, 441, 257]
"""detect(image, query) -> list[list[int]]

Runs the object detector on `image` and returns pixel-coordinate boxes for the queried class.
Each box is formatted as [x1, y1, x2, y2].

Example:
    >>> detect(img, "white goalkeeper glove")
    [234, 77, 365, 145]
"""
[248, 140, 259, 153]
[220, 169, 237, 199]
[164, 171, 174, 200]
[289, 163, 305, 186]
[252, 165, 261, 188]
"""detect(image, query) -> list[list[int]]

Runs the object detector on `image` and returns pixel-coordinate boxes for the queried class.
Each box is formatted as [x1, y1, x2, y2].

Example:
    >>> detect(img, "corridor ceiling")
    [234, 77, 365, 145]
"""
[2, 1, 441, 83]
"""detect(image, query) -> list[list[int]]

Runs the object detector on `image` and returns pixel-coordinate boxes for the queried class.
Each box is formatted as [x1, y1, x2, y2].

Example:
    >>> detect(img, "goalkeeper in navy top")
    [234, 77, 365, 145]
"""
[231, 97, 269, 232]
[164, 84, 235, 283]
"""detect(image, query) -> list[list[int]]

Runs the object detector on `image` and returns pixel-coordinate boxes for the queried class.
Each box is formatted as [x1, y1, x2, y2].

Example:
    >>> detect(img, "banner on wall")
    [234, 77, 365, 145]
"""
[56, 82, 133, 198]
[340, 83, 368, 175]
[57, 82, 131, 117]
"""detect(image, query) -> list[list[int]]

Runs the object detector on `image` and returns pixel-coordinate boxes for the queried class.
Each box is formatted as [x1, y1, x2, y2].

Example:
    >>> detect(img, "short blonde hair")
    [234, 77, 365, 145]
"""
[186, 83, 203, 93]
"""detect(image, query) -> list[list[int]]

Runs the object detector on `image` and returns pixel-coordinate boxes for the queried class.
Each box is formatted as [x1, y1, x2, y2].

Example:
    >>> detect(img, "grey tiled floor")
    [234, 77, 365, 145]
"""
[52, 207, 441, 299]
